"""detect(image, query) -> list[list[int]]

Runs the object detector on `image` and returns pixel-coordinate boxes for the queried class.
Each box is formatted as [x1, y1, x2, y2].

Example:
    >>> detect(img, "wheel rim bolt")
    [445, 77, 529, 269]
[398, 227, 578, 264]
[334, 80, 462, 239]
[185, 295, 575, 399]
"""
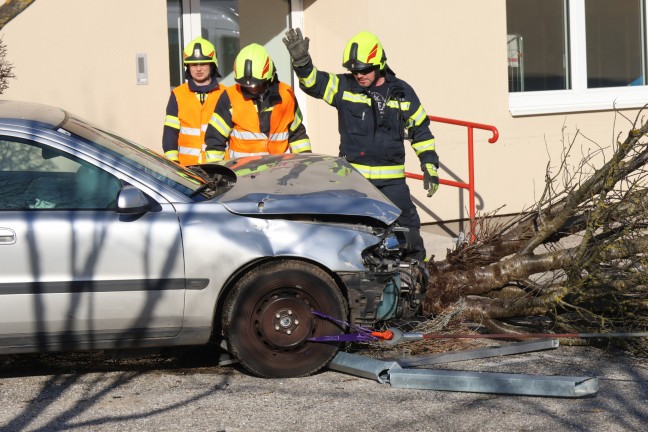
[279, 316, 292, 327]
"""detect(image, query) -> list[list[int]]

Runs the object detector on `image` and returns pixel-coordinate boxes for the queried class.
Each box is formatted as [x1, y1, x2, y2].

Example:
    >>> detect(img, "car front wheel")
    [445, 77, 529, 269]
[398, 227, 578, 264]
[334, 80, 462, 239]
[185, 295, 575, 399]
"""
[222, 260, 347, 378]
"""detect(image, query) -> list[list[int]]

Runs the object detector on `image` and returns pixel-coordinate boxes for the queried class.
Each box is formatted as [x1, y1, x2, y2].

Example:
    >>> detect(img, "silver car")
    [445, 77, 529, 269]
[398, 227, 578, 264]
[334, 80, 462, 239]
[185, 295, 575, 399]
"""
[0, 101, 425, 378]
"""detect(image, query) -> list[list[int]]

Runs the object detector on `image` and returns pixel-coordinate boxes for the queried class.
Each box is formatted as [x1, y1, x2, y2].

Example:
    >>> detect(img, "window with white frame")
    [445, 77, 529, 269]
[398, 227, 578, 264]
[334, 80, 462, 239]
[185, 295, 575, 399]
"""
[166, 0, 296, 89]
[507, 0, 647, 116]
[167, 0, 240, 89]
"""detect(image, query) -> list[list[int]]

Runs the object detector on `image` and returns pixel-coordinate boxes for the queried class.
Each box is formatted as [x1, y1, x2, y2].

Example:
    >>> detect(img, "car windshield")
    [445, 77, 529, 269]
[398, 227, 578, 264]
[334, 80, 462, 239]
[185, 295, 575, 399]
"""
[59, 115, 213, 200]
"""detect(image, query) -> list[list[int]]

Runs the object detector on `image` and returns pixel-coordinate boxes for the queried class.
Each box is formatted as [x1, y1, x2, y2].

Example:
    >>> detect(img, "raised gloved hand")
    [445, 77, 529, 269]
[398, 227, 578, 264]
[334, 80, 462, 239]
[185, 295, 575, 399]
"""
[422, 163, 439, 197]
[283, 28, 310, 67]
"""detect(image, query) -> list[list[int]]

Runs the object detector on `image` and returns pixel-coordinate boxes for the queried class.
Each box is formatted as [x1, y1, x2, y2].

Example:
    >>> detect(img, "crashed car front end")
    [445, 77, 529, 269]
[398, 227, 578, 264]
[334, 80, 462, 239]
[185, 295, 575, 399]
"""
[341, 227, 426, 327]
[214, 153, 426, 328]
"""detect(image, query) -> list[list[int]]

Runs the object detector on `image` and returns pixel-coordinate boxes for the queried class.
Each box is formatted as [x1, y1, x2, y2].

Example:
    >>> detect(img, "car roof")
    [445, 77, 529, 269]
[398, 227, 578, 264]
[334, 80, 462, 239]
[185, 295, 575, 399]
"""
[0, 100, 67, 128]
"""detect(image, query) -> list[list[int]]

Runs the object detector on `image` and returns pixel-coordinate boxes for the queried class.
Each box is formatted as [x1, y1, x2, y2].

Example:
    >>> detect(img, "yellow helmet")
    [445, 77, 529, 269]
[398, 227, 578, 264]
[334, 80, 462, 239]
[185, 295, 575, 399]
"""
[234, 43, 275, 86]
[342, 31, 386, 72]
[234, 43, 275, 97]
[183, 37, 218, 67]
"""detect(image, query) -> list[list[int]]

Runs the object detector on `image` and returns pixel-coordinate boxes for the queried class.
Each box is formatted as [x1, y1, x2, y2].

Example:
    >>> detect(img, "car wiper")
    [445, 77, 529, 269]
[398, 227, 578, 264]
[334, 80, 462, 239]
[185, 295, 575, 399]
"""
[185, 165, 210, 182]
[189, 174, 225, 198]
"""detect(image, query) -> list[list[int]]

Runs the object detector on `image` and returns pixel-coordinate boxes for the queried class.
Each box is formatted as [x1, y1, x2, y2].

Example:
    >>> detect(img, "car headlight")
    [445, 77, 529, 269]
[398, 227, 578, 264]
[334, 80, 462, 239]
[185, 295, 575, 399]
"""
[362, 229, 407, 271]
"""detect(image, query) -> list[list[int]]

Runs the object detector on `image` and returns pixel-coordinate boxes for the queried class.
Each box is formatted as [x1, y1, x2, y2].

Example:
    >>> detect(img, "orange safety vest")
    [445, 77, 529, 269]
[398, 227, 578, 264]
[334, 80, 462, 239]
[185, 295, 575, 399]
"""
[174, 83, 223, 166]
[226, 82, 296, 157]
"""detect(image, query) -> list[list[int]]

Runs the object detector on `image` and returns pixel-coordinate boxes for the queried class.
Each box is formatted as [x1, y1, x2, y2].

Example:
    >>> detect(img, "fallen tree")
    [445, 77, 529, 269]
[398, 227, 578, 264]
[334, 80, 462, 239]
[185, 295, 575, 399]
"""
[422, 109, 648, 355]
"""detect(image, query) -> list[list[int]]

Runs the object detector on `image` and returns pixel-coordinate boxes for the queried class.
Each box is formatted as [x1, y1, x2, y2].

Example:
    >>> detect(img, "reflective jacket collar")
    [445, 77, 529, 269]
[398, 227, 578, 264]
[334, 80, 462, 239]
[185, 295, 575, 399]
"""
[187, 78, 221, 94]
[266, 79, 283, 106]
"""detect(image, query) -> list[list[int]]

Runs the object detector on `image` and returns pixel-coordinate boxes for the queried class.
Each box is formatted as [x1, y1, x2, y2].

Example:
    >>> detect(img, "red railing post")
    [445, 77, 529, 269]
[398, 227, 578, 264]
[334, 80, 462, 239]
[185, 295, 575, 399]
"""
[406, 115, 499, 242]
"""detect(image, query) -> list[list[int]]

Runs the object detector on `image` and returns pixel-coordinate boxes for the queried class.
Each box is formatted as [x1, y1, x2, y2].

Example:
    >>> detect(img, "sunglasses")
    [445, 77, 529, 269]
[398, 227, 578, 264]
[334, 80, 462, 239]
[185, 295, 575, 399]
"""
[351, 67, 376, 76]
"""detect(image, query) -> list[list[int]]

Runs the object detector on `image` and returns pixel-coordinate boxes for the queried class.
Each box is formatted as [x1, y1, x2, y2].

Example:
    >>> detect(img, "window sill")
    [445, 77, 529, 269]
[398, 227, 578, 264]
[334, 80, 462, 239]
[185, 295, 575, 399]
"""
[509, 86, 648, 117]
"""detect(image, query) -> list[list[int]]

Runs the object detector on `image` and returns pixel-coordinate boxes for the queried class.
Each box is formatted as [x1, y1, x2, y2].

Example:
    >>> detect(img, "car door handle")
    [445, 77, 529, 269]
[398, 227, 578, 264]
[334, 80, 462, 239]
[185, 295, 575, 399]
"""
[0, 228, 16, 245]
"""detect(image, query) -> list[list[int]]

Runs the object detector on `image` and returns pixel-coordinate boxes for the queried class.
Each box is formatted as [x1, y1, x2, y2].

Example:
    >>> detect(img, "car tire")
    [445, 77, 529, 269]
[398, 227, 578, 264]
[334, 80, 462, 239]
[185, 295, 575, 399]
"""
[222, 259, 348, 378]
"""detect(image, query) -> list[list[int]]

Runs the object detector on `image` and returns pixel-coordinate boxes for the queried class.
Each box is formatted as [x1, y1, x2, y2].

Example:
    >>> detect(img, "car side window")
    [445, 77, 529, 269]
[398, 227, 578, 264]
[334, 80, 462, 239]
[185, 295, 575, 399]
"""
[0, 138, 121, 210]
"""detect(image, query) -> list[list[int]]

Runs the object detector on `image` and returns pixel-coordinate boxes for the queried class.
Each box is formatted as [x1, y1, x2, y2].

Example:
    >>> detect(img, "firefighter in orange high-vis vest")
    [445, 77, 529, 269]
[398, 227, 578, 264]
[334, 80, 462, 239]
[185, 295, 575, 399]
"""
[163, 37, 225, 166]
[204, 43, 311, 161]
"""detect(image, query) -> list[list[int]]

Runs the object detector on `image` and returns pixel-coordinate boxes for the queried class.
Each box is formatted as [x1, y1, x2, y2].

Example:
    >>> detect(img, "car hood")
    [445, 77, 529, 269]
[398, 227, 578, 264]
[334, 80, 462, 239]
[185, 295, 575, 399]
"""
[216, 153, 401, 225]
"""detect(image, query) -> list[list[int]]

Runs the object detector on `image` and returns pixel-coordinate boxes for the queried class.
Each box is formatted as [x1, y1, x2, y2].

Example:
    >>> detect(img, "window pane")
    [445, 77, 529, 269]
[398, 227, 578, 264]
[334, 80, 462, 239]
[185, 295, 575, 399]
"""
[506, 0, 570, 92]
[0, 139, 120, 210]
[166, 1, 240, 88]
[201, 0, 240, 85]
[167, 0, 184, 88]
[586, 0, 645, 88]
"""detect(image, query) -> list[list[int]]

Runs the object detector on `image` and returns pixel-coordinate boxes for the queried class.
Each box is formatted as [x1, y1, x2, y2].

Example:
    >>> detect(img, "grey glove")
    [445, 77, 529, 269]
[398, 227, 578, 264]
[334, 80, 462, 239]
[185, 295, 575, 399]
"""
[283, 28, 310, 67]
[422, 163, 439, 197]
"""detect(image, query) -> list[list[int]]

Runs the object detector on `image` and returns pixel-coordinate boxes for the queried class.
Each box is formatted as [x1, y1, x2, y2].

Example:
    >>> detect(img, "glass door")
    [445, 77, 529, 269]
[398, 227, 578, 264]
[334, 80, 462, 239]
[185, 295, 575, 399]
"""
[167, 0, 294, 89]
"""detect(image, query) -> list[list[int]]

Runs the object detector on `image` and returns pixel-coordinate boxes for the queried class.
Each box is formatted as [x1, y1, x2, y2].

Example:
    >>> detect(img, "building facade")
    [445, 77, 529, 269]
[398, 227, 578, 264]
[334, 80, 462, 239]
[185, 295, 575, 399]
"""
[2, 0, 646, 224]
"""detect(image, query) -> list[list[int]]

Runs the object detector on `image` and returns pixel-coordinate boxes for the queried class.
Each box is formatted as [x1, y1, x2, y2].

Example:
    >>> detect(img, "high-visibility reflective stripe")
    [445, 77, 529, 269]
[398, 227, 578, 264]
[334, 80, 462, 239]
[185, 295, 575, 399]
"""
[324, 73, 339, 105]
[269, 132, 289, 141]
[230, 130, 268, 140]
[412, 138, 436, 155]
[409, 105, 427, 126]
[180, 126, 201, 136]
[386, 100, 411, 110]
[290, 107, 303, 131]
[342, 91, 371, 105]
[209, 113, 232, 137]
[164, 115, 180, 129]
[165, 150, 179, 160]
[205, 150, 225, 162]
[350, 163, 405, 179]
[228, 149, 271, 158]
[178, 146, 201, 156]
[299, 66, 318, 88]
[289, 139, 311, 153]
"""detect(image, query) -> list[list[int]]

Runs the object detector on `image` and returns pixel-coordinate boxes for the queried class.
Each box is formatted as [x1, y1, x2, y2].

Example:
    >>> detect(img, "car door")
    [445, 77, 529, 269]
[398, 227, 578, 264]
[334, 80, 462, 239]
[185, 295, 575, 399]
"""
[0, 137, 186, 351]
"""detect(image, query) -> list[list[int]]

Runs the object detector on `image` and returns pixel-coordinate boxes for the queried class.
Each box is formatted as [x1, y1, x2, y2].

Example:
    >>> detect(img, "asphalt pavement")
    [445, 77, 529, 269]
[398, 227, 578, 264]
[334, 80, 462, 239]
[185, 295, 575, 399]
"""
[0, 343, 646, 431]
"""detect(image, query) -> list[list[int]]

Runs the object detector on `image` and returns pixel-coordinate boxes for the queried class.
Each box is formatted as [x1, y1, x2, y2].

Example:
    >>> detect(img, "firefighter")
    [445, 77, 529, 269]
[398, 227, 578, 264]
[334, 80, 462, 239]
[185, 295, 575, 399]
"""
[204, 43, 311, 161]
[163, 37, 224, 166]
[283, 29, 439, 262]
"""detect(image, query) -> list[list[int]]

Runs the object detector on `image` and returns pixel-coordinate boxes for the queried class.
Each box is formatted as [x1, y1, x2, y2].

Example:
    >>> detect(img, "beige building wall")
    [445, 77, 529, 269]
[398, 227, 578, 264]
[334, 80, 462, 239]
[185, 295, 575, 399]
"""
[1, 0, 170, 151]
[300, 0, 642, 223]
[0, 0, 640, 225]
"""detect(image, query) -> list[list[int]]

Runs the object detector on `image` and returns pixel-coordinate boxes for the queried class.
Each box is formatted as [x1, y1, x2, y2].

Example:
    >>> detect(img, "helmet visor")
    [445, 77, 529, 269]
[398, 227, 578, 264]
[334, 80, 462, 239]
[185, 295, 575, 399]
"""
[350, 65, 378, 75]
[237, 78, 270, 96]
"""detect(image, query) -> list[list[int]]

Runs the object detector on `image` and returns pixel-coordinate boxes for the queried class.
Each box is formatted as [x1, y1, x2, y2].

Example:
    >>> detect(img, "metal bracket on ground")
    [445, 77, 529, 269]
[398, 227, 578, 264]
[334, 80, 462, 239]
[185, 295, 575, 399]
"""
[328, 340, 599, 397]
[395, 339, 559, 367]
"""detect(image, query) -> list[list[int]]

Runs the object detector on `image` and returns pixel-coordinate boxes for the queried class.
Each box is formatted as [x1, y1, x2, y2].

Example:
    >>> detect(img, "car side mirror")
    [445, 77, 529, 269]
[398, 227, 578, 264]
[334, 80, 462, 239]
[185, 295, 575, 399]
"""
[116, 185, 150, 214]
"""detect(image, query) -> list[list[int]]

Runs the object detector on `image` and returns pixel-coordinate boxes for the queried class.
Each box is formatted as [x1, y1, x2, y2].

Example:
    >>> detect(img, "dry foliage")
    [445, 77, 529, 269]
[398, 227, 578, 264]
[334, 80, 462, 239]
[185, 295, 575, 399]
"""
[423, 108, 648, 355]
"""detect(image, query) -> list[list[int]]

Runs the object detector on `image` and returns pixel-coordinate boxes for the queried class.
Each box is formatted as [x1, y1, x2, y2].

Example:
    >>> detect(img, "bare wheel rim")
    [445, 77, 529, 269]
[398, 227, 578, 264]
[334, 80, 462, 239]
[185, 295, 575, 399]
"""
[225, 262, 346, 377]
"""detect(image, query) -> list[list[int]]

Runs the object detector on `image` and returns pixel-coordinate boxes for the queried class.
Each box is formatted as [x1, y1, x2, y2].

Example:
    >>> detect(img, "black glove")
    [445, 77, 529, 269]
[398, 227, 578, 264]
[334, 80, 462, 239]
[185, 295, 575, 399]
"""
[283, 28, 310, 67]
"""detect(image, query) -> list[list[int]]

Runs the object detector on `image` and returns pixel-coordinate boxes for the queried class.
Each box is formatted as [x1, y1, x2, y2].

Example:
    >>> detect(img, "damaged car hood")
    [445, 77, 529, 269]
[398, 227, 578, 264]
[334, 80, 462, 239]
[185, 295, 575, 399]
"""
[217, 153, 401, 225]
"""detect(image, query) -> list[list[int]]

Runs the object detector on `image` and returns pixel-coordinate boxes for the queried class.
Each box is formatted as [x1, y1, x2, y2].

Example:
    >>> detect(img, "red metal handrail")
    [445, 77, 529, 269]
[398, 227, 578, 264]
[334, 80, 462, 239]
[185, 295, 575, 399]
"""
[406, 115, 499, 241]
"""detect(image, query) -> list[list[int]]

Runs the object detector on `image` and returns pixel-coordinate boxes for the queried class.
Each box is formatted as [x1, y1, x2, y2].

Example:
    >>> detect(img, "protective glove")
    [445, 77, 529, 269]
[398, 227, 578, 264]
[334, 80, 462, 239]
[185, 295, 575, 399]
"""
[283, 28, 311, 67]
[422, 163, 439, 197]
